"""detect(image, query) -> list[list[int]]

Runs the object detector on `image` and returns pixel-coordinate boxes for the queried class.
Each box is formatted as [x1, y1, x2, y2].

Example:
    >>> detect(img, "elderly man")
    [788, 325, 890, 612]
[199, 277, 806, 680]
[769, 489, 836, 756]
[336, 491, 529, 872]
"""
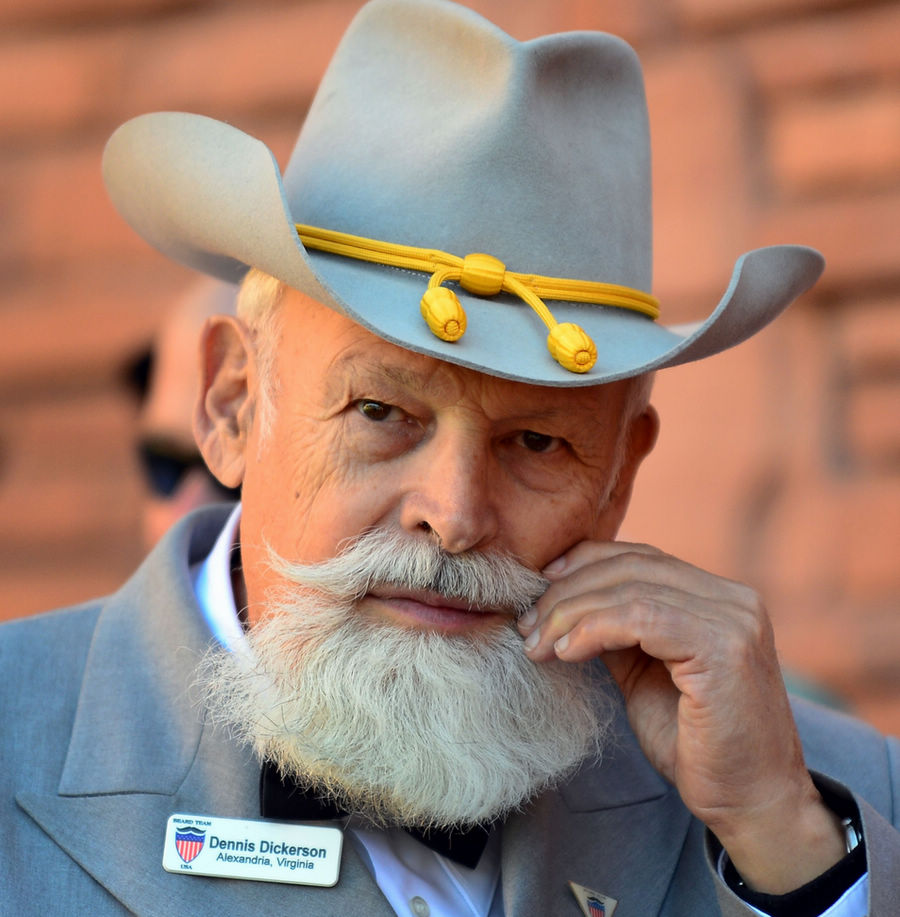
[2, 1, 897, 915]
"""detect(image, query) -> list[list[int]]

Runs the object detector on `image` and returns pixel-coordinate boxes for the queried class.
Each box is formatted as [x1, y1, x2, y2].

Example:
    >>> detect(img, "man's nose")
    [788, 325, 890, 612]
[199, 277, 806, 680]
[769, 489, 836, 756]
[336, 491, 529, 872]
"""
[399, 429, 499, 555]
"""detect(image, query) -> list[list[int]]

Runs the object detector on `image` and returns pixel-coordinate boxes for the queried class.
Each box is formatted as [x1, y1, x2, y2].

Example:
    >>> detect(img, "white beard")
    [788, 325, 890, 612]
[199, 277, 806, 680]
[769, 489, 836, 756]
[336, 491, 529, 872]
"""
[197, 529, 615, 829]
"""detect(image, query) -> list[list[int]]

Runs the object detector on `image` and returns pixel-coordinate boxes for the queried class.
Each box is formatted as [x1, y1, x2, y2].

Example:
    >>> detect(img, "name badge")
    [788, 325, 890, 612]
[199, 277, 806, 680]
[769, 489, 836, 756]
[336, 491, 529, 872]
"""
[162, 813, 343, 886]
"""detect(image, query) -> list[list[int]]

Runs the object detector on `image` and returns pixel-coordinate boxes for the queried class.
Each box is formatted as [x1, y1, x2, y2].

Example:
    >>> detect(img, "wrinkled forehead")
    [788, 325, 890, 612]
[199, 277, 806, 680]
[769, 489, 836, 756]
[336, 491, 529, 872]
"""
[332, 347, 631, 418]
[274, 283, 636, 420]
[297, 347, 636, 450]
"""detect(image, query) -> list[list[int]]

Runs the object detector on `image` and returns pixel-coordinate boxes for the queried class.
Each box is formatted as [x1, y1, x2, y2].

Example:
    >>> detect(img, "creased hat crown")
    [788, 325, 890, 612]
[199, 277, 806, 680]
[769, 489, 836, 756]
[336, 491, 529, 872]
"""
[286, 0, 652, 289]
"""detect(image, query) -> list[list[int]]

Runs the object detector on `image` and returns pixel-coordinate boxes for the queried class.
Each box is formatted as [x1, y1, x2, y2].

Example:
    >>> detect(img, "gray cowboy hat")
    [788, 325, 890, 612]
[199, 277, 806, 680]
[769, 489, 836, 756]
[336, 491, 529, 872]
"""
[103, 0, 824, 386]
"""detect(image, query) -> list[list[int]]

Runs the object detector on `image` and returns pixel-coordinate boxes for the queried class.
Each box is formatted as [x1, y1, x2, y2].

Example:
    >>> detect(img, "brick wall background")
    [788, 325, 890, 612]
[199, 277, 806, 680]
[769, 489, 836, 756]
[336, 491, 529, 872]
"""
[1, 0, 898, 732]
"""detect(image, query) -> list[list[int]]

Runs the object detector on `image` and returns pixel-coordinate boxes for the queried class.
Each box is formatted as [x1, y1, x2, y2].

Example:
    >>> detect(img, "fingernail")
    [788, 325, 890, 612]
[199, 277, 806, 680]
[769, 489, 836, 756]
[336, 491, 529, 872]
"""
[542, 556, 566, 575]
[554, 634, 569, 655]
[523, 629, 540, 652]
[518, 608, 537, 631]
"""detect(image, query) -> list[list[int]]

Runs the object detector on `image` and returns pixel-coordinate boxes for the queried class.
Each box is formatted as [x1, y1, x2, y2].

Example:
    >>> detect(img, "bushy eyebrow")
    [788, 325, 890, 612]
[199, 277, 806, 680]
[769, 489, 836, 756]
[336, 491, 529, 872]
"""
[324, 350, 590, 431]
[324, 352, 446, 401]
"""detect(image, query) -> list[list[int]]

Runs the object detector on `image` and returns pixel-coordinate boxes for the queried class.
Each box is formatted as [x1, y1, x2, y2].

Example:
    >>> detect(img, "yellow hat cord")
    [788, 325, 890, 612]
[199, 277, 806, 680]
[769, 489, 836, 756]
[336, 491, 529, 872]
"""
[295, 223, 660, 374]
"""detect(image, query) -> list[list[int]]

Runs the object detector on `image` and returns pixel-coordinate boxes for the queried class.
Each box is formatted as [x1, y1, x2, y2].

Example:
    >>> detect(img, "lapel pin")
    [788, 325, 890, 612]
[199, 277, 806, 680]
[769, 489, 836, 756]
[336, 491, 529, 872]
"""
[568, 881, 618, 917]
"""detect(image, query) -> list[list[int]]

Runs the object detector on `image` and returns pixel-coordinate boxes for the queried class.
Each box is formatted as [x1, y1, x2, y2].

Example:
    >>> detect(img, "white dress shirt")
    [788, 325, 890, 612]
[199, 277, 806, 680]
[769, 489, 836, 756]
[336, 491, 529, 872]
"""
[192, 504, 866, 917]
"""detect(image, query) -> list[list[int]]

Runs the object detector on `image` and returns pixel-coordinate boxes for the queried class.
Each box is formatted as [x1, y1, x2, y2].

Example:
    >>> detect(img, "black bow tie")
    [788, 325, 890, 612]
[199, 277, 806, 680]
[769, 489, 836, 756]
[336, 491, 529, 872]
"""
[259, 760, 492, 869]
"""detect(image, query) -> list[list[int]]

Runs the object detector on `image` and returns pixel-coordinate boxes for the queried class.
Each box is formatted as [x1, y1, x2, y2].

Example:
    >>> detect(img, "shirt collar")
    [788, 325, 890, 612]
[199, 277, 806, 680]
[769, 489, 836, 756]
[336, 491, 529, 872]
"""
[191, 502, 246, 653]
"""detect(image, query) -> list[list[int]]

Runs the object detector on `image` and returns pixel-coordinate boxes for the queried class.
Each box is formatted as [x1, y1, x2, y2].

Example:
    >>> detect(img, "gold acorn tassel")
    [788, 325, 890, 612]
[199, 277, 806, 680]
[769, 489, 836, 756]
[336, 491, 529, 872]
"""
[420, 271, 467, 342]
[418, 263, 598, 373]
[505, 275, 597, 373]
[547, 323, 598, 373]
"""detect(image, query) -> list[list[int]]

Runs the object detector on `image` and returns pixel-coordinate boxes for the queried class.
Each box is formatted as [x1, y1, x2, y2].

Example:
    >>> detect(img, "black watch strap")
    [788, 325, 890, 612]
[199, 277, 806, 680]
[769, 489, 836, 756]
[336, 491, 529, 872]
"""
[722, 783, 866, 917]
[724, 839, 865, 917]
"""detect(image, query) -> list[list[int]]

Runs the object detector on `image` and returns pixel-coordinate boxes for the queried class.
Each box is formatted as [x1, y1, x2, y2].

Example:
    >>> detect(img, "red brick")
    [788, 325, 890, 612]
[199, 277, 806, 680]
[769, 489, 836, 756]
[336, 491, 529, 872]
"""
[748, 490, 839, 601]
[0, 393, 138, 512]
[740, 4, 900, 94]
[643, 47, 754, 313]
[466, 0, 665, 43]
[768, 86, 900, 196]
[671, 0, 854, 32]
[622, 328, 782, 579]
[0, 466, 139, 559]
[0, 5, 361, 143]
[0, 392, 145, 622]
[773, 597, 900, 702]
[788, 632, 900, 730]
[854, 606, 900, 693]
[835, 295, 900, 370]
[829, 297, 900, 473]
[2, 145, 160, 265]
[0, 32, 127, 138]
[755, 189, 900, 288]
[84, 0, 662, 127]
[122, 1, 365, 119]
[721, 306, 900, 600]
[835, 480, 900, 592]
[0, 263, 187, 392]
[0, 0, 191, 28]
[843, 396, 900, 479]
[2, 559, 136, 621]
[776, 613, 858, 683]
[852, 696, 900, 740]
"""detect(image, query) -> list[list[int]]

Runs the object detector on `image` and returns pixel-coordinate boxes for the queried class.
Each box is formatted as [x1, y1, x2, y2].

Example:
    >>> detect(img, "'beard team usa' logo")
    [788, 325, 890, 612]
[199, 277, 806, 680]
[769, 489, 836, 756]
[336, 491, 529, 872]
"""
[174, 827, 206, 863]
[586, 897, 606, 917]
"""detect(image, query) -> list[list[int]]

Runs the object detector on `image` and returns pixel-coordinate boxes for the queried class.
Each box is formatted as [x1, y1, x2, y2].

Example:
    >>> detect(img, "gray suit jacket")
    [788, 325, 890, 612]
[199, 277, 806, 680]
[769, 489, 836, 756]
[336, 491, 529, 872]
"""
[2, 506, 898, 916]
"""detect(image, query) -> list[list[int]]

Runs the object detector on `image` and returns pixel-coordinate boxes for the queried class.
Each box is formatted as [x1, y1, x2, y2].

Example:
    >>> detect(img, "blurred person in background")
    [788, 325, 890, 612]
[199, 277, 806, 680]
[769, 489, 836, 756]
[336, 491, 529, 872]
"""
[133, 278, 240, 548]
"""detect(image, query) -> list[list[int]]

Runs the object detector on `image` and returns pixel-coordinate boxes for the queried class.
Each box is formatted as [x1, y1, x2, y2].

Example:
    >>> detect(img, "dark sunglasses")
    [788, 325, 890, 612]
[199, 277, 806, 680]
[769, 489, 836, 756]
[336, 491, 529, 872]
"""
[137, 440, 241, 501]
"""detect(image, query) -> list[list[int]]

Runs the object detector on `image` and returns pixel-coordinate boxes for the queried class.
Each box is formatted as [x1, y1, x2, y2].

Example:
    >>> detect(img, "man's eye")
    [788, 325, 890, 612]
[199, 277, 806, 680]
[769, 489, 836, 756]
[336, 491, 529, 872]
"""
[357, 400, 396, 421]
[519, 430, 560, 453]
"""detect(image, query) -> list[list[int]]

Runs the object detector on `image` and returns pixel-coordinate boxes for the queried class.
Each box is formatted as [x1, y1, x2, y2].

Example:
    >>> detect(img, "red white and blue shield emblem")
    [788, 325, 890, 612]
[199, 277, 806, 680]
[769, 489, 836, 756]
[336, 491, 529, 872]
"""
[174, 827, 206, 863]
[586, 897, 606, 917]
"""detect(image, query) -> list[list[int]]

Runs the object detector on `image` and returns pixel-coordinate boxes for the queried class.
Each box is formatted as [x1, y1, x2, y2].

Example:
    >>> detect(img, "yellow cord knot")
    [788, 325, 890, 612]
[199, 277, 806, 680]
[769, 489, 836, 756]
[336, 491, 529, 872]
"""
[421, 286, 467, 341]
[547, 323, 597, 373]
[295, 223, 660, 375]
[459, 253, 506, 297]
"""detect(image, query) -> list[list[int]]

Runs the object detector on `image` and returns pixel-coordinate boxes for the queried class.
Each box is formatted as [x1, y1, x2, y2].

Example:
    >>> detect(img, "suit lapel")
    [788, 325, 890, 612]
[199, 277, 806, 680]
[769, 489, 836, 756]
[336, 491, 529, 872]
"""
[16, 507, 394, 917]
[500, 702, 693, 917]
[17, 724, 390, 917]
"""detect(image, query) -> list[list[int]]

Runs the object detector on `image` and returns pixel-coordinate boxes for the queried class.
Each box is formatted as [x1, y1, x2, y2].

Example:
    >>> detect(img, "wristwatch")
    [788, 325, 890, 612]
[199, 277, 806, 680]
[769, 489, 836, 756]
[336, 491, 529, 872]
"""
[841, 815, 862, 854]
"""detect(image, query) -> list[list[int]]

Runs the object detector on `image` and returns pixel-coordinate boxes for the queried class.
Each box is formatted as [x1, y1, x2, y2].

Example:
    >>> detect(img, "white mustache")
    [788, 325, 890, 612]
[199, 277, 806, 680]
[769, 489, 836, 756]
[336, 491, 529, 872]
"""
[268, 528, 549, 617]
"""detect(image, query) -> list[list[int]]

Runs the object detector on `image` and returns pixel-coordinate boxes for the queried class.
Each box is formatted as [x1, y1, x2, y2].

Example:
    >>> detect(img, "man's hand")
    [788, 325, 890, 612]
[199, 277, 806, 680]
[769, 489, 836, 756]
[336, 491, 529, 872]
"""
[518, 540, 847, 894]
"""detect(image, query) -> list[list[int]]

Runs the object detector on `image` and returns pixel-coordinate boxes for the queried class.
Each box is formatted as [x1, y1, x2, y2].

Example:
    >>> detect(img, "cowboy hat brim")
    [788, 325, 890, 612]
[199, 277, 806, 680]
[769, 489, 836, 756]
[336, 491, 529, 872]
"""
[104, 111, 823, 386]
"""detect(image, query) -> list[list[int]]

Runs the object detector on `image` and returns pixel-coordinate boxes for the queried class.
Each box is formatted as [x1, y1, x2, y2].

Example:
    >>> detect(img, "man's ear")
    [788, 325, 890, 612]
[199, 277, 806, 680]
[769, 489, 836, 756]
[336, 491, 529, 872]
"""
[193, 315, 258, 488]
[605, 404, 660, 528]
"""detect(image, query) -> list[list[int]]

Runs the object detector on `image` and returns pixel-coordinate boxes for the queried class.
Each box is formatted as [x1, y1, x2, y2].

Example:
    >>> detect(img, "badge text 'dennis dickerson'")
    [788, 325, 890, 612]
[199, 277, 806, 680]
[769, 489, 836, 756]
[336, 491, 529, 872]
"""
[162, 813, 343, 886]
